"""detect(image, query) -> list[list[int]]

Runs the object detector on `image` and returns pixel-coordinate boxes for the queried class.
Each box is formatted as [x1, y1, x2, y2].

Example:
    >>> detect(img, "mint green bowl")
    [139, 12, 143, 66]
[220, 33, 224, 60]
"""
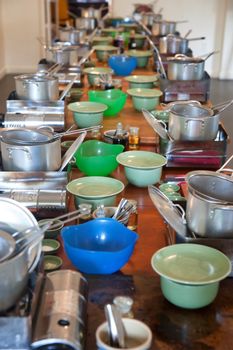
[101, 28, 120, 38]
[88, 89, 127, 117]
[151, 244, 231, 309]
[116, 150, 167, 187]
[66, 176, 125, 209]
[127, 50, 152, 68]
[94, 45, 118, 62]
[124, 74, 158, 89]
[134, 34, 146, 49]
[68, 101, 107, 128]
[127, 88, 163, 111]
[83, 67, 113, 86]
[92, 36, 113, 46]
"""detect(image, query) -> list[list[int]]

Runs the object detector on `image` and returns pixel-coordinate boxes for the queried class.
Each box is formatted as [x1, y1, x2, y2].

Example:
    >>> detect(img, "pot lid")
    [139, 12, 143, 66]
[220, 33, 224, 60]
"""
[142, 109, 169, 140]
[167, 54, 203, 63]
[59, 131, 86, 172]
[148, 185, 187, 237]
[14, 73, 58, 82]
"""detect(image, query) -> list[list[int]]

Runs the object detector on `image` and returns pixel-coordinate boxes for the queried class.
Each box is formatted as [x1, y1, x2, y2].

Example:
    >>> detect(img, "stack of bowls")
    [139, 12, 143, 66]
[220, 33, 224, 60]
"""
[94, 45, 118, 62]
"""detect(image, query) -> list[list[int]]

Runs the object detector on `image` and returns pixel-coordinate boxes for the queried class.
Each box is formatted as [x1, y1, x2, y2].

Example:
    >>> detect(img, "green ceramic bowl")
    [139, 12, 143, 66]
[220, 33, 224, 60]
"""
[127, 50, 152, 68]
[124, 75, 158, 89]
[159, 183, 180, 193]
[127, 88, 163, 111]
[42, 239, 60, 255]
[134, 34, 146, 49]
[75, 140, 124, 176]
[83, 67, 113, 86]
[38, 219, 64, 239]
[93, 45, 118, 62]
[150, 110, 170, 122]
[92, 36, 113, 46]
[151, 244, 231, 309]
[88, 89, 127, 117]
[44, 255, 63, 272]
[68, 101, 107, 128]
[116, 151, 167, 187]
[101, 28, 120, 37]
[66, 176, 125, 209]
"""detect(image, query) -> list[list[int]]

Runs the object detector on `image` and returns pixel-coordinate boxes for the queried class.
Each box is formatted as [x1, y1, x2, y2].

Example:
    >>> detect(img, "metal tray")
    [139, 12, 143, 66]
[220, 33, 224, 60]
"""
[157, 124, 229, 169]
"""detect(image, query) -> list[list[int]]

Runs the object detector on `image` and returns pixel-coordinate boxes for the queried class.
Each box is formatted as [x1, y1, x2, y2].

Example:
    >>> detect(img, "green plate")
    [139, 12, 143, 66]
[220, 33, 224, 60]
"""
[83, 67, 113, 75]
[44, 255, 63, 271]
[127, 88, 162, 98]
[42, 239, 60, 255]
[67, 176, 124, 198]
[127, 50, 152, 57]
[151, 244, 231, 285]
[68, 101, 108, 114]
[117, 151, 167, 169]
[125, 75, 158, 83]
[159, 183, 180, 193]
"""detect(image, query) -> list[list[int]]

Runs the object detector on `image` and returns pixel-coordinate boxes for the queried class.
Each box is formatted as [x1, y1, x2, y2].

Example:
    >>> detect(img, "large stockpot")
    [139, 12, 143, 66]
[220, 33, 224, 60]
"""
[167, 54, 205, 80]
[15, 73, 59, 102]
[167, 101, 219, 141]
[75, 17, 97, 32]
[186, 170, 233, 238]
[0, 128, 61, 172]
[59, 28, 86, 45]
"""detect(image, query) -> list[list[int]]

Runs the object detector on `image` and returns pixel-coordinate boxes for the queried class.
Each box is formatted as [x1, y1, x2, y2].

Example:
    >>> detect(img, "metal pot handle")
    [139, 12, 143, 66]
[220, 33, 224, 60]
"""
[217, 154, 233, 175]
[7, 147, 32, 160]
[173, 203, 187, 224]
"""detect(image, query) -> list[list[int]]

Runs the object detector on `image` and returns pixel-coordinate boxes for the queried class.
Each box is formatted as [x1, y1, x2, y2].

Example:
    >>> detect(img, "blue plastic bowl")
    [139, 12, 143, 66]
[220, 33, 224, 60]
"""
[108, 55, 137, 76]
[61, 218, 138, 274]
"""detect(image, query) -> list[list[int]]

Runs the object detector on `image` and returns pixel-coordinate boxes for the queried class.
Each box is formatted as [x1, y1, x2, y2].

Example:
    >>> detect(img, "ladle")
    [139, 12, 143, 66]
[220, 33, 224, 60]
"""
[104, 304, 126, 348]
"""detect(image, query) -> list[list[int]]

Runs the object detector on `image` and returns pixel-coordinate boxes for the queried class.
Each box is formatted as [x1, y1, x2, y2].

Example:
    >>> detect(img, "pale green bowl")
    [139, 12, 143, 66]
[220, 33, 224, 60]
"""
[151, 243, 232, 309]
[66, 176, 125, 209]
[127, 88, 163, 111]
[68, 101, 107, 128]
[116, 150, 167, 187]
[92, 36, 113, 46]
[83, 67, 113, 86]
[134, 34, 146, 49]
[124, 74, 158, 89]
[127, 50, 152, 68]
[94, 45, 118, 62]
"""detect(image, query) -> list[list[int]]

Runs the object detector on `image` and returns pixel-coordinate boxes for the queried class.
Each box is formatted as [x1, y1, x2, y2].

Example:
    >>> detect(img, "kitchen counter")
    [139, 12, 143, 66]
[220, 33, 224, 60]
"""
[60, 59, 233, 350]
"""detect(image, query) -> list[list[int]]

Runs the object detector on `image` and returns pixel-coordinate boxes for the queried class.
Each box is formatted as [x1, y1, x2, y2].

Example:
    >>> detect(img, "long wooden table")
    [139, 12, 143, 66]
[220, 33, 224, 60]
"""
[59, 60, 233, 350]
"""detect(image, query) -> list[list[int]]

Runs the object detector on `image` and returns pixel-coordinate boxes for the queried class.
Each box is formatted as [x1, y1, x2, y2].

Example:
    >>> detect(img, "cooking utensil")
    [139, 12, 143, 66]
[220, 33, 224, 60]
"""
[144, 33, 167, 79]
[104, 304, 126, 348]
[186, 155, 233, 238]
[148, 185, 187, 238]
[167, 51, 218, 81]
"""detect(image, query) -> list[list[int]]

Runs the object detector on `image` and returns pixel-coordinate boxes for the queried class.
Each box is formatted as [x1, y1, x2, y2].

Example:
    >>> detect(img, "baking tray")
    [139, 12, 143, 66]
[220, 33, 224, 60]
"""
[157, 124, 228, 169]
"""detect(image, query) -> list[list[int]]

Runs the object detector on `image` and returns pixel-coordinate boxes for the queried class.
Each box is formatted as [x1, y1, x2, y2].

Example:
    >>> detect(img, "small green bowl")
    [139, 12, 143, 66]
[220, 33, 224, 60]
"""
[150, 110, 169, 122]
[134, 34, 146, 49]
[127, 88, 163, 111]
[117, 151, 167, 187]
[75, 140, 124, 176]
[38, 219, 64, 239]
[159, 183, 180, 193]
[92, 36, 113, 46]
[42, 239, 60, 255]
[44, 255, 63, 272]
[68, 101, 107, 128]
[83, 67, 113, 86]
[101, 28, 120, 37]
[124, 74, 158, 89]
[127, 50, 152, 68]
[66, 176, 125, 209]
[93, 45, 118, 62]
[88, 89, 127, 117]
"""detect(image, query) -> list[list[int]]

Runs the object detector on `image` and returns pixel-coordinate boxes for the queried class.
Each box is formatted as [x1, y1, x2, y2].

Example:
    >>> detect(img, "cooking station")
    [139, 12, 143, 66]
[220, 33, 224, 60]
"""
[0, 5, 232, 350]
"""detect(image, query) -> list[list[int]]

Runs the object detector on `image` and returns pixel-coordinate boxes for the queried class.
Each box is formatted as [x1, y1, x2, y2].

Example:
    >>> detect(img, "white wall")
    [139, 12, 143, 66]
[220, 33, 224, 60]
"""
[1, 0, 45, 74]
[112, 0, 229, 78]
[0, 1, 5, 78]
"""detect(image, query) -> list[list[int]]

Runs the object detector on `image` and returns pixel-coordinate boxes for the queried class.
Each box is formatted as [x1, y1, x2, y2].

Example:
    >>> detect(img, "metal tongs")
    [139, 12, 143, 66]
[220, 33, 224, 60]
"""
[112, 198, 137, 222]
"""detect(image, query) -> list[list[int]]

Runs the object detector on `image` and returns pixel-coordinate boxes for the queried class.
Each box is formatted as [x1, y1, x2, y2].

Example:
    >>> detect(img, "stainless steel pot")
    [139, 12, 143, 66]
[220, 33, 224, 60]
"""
[1, 129, 61, 172]
[46, 45, 81, 66]
[186, 170, 233, 238]
[75, 17, 97, 32]
[59, 28, 86, 45]
[14, 73, 59, 102]
[167, 54, 205, 80]
[168, 101, 219, 141]
[141, 12, 162, 27]
[152, 20, 177, 36]
[159, 34, 205, 55]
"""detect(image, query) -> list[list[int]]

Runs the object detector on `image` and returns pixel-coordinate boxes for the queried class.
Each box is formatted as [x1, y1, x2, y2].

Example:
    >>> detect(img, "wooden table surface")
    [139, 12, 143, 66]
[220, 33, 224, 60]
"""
[59, 58, 233, 350]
